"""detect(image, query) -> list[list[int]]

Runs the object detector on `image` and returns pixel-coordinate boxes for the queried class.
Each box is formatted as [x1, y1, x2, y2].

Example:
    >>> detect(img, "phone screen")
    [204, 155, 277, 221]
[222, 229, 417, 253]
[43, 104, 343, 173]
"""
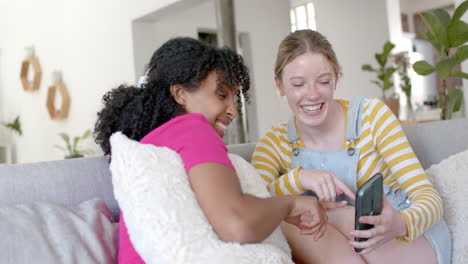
[354, 173, 383, 252]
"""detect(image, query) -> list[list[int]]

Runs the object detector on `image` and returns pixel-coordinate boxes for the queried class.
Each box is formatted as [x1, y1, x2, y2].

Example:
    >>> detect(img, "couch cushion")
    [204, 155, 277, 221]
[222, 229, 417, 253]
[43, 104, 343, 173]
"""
[425, 148, 468, 264]
[227, 142, 256, 162]
[0, 156, 119, 220]
[402, 118, 468, 169]
[110, 132, 292, 264]
[0, 199, 118, 264]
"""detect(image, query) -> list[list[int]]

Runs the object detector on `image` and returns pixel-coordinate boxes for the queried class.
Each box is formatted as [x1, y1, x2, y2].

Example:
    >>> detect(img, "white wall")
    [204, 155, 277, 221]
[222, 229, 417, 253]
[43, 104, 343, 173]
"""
[133, 0, 217, 79]
[0, 0, 182, 163]
[0, 1, 7, 140]
[313, 0, 390, 100]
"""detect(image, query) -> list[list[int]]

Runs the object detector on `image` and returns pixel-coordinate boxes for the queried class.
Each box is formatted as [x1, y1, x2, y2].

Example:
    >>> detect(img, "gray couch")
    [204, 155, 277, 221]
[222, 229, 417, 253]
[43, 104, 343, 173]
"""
[1, 118, 467, 263]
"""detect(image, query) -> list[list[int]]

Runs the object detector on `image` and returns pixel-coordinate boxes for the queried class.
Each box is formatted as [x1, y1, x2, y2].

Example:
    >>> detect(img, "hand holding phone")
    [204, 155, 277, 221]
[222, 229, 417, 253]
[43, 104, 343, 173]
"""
[354, 173, 383, 253]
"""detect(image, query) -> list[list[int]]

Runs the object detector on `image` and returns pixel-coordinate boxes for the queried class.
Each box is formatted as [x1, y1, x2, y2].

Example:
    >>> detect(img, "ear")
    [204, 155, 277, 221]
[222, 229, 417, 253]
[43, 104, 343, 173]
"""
[170, 84, 187, 105]
[275, 76, 285, 96]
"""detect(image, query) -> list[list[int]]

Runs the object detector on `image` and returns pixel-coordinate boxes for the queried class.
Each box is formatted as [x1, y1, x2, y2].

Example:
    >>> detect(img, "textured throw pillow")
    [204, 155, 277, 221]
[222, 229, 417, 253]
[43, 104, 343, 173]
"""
[0, 199, 118, 264]
[425, 149, 468, 264]
[110, 132, 292, 264]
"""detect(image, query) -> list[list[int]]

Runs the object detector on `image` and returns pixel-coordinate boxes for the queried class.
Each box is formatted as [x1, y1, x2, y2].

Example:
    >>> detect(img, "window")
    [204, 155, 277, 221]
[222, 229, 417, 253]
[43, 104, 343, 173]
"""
[290, 2, 316, 32]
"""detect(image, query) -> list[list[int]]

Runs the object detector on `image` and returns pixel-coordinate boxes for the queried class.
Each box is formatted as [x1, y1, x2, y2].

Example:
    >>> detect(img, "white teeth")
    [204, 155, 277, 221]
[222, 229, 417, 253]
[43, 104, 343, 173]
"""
[302, 104, 322, 112]
[216, 122, 227, 132]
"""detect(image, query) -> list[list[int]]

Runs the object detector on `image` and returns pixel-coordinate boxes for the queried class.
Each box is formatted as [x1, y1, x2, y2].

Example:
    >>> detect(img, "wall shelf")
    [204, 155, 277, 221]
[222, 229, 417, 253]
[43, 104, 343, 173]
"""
[20, 56, 42, 92]
[46, 82, 71, 120]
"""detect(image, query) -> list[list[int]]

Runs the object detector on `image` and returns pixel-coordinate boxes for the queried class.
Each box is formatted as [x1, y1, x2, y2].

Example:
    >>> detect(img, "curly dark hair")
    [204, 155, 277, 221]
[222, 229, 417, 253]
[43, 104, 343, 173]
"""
[94, 37, 250, 155]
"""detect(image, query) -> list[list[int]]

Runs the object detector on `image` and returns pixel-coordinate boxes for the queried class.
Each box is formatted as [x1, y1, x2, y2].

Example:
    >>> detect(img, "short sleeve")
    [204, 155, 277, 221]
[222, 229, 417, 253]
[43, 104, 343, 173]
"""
[140, 114, 234, 171]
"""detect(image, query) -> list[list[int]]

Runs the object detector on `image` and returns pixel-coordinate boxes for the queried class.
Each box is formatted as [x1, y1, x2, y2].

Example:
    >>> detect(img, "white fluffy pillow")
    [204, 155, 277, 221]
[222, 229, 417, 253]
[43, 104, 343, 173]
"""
[0, 199, 118, 264]
[110, 132, 292, 264]
[425, 149, 468, 264]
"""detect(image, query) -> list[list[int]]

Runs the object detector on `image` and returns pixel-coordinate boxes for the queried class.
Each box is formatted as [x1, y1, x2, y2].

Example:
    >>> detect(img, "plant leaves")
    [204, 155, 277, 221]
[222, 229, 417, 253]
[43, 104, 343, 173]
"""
[73, 137, 80, 151]
[413, 60, 435, 75]
[362, 64, 375, 72]
[433, 8, 451, 27]
[452, 45, 468, 64]
[452, 0, 468, 22]
[59, 133, 70, 143]
[374, 41, 395, 67]
[421, 12, 449, 47]
[56, 130, 92, 158]
[381, 41, 395, 62]
[371, 80, 382, 88]
[383, 80, 394, 91]
[364, 41, 396, 94]
[385, 67, 397, 77]
[377, 71, 385, 81]
[383, 67, 397, 91]
[445, 87, 464, 119]
[3, 116, 23, 135]
[448, 20, 468, 48]
[58, 132, 73, 155]
[435, 58, 457, 80]
[82, 129, 92, 139]
[53, 145, 66, 151]
[375, 53, 384, 67]
[450, 69, 468, 79]
[420, 30, 443, 55]
[449, 87, 463, 113]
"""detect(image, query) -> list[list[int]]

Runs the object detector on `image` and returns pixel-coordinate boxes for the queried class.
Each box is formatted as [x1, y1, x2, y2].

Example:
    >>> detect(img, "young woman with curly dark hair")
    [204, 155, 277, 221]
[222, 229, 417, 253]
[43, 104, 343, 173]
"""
[94, 37, 343, 263]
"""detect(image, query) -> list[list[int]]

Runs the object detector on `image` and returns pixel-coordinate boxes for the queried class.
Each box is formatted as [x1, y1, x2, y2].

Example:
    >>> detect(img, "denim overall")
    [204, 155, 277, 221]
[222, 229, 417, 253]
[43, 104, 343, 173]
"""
[287, 96, 451, 263]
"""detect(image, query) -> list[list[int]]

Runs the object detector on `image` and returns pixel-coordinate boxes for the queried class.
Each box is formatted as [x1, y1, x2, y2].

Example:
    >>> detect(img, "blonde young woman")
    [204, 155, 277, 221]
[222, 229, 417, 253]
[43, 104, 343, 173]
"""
[252, 30, 451, 264]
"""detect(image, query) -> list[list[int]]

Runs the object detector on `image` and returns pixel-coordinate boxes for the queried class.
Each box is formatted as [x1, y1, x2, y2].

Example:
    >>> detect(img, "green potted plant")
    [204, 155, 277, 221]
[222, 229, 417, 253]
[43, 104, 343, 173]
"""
[362, 41, 400, 116]
[412, 2, 468, 120]
[1, 116, 22, 135]
[55, 129, 93, 159]
[395, 53, 413, 113]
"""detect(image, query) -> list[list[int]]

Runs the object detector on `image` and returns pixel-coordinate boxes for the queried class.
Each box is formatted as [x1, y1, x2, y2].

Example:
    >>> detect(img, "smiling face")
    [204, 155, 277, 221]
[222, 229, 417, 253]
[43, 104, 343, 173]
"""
[276, 52, 337, 128]
[171, 70, 238, 138]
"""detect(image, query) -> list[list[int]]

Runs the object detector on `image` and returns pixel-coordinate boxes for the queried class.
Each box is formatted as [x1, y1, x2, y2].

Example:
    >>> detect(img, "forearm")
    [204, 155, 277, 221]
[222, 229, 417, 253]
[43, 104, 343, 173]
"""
[190, 162, 299, 244]
[397, 188, 443, 243]
[266, 167, 305, 195]
[232, 194, 295, 243]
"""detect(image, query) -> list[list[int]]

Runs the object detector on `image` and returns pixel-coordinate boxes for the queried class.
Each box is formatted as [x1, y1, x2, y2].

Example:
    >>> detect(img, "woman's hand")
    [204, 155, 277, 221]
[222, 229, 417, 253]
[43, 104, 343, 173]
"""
[349, 194, 407, 253]
[299, 169, 356, 202]
[285, 196, 347, 241]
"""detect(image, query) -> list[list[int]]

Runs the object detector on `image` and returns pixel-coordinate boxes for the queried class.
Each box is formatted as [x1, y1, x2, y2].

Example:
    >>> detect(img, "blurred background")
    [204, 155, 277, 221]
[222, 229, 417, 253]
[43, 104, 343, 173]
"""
[0, 0, 466, 164]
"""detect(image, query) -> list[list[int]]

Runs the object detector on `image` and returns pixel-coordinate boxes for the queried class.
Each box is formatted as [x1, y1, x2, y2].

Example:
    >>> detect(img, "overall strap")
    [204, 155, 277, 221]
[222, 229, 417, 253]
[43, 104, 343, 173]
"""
[346, 96, 367, 142]
[287, 117, 299, 143]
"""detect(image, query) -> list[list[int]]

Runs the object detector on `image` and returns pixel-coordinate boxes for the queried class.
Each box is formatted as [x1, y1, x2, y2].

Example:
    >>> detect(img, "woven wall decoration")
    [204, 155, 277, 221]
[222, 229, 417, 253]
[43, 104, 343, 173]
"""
[20, 56, 42, 92]
[46, 82, 70, 120]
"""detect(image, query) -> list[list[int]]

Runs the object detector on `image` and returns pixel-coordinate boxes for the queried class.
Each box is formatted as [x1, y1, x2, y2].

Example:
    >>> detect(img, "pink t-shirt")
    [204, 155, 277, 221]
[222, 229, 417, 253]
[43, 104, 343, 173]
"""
[118, 113, 234, 263]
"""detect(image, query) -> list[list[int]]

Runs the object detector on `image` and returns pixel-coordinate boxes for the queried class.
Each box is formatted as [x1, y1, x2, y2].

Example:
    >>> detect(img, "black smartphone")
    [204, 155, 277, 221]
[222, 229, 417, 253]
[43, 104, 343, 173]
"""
[354, 173, 383, 253]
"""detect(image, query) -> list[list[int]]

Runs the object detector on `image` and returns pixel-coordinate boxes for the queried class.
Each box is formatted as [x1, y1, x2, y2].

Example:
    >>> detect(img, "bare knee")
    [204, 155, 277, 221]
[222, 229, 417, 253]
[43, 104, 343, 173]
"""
[326, 205, 355, 239]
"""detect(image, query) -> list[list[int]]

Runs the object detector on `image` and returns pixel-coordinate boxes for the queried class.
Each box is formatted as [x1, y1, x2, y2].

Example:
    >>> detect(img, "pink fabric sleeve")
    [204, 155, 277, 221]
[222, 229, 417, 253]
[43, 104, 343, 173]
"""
[141, 113, 234, 171]
[118, 113, 233, 263]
